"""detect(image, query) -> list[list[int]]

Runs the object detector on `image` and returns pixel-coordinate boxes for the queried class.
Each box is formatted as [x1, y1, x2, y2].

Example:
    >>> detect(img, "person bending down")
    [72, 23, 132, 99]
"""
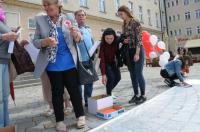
[160, 57, 191, 88]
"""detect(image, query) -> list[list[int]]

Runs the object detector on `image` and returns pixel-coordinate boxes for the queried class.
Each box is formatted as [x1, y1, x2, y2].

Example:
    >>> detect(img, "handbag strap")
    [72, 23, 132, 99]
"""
[82, 40, 92, 61]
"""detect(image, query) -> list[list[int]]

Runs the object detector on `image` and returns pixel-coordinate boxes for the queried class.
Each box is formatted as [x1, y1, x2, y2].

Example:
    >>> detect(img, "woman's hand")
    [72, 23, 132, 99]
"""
[123, 39, 129, 44]
[134, 54, 140, 62]
[2, 32, 18, 41]
[41, 37, 57, 47]
[102, 75, 107, 85]
[70, 27, 81, 42]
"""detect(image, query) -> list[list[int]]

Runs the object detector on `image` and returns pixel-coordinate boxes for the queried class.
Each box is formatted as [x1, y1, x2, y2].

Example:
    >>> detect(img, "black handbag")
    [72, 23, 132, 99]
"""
[75, 41, 99, 85]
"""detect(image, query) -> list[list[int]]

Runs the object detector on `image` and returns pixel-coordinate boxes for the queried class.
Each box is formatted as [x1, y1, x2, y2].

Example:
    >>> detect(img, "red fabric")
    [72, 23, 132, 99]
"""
[142, 31, 153, 59]
[99, 43, 118, 75]
[10, 82, 15, 101]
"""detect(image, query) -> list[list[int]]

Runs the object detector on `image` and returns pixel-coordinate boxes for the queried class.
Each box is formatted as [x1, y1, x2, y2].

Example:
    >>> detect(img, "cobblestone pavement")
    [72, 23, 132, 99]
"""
[8, 64, 200, 132]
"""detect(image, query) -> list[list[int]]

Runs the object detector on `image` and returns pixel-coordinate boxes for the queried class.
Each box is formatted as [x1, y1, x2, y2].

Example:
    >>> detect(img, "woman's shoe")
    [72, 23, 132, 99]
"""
[77, 116, 86, 129]
[129, 95, 139, 104]
[44, 109, 54, 116]
[64, 107, 73, 116]
[135, 96, 147, 104]
[56, 121, 67, 132]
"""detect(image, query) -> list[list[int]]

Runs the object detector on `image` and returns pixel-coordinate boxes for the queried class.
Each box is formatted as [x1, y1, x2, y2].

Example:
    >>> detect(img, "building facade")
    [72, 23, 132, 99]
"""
[3, 0, 162, 42]
[163, 0, 200, 51]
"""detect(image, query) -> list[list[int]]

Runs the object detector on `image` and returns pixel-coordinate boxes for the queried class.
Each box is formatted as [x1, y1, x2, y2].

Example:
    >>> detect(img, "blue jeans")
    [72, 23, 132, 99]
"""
[105, 63, 121, 95]
[0, 64, 10, 127]
[80, 61, 93, 105]
[127, 46, 146, 96]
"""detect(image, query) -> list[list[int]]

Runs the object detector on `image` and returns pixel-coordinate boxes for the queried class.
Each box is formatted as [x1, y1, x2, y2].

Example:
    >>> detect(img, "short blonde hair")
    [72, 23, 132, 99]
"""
[42, 0, 63, 6]
[42, 0, 63, 13]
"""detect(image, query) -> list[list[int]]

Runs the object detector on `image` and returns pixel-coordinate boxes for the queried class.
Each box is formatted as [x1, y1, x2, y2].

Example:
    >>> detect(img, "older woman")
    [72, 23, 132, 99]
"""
[33, 0, 85, 131]
[0, 0, 18, 127]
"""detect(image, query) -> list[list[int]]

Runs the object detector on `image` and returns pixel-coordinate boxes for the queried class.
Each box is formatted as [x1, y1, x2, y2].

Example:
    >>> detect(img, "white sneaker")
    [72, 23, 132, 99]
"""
[77, 116, 86, 129]
[180, 83, 192, 88]
[56, 121, 67, 132]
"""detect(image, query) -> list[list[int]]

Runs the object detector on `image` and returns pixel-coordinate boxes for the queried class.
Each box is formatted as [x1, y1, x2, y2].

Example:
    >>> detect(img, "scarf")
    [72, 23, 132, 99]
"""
[0, 8, 5, 22]
[46, 14, 62, 63]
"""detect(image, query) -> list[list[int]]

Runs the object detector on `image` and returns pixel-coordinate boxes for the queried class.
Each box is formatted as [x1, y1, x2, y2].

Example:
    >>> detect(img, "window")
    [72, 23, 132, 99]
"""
[195, 9, 200, 19]
[168, 2, 170, 8]
[186, 27, 192, 36]
[172, 1, 174, 6]
[184, 0, 189, 5]
[197, 26, 200, 34]
[170, 31, 173, 36]
[115, 0, 120, 13]
[4, 12, 20, 29]
[179, 29, 182, 35]
[177, 14, 180, 20]
[169, 16, 172, 22]
[176, 0, 179, 5]
[80, 0, 87, 7]
[99, 0, 106, 12]
[28, 18, 36, 29]
[139, 6, 143, 23]
[63, 0, 68, 3]
[154, 0, 158, 4]
[185, 12, 191, 20]
[128, 1, 133, 12]
[194, 0, 200, 2]
[155, 13, 160, 28]
[147, 9, 152, 26]
[173, 15, 176, 21]
[174, 30, 177, 36]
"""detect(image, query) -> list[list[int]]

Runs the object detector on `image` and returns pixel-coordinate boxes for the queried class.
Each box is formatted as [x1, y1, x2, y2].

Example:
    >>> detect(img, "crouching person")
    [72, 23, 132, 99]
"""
[160, 57, 191, 88]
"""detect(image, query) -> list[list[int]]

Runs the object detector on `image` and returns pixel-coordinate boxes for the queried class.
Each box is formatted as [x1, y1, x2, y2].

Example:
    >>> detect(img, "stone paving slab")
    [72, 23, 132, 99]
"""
[8, 64, 200, 132]
[90, 79, 200, 132]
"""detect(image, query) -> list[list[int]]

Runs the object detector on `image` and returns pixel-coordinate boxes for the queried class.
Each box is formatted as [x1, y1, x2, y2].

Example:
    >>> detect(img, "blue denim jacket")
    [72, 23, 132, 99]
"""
[165, 59, 184, 82]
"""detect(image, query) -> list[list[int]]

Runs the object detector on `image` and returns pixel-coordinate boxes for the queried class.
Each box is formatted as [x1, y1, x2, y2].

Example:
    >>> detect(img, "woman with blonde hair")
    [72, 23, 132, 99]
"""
[33, 0, 85, 131]
[118, 5, 146, 104]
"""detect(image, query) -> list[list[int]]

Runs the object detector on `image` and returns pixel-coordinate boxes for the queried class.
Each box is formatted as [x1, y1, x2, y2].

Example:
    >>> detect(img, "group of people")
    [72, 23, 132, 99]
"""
[4, 0, 193, 131]
[1, 0, 147, 130]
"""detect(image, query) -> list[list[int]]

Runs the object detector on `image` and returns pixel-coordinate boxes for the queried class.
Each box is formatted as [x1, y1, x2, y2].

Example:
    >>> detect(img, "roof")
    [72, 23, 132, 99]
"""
[184, 39, 200, 48]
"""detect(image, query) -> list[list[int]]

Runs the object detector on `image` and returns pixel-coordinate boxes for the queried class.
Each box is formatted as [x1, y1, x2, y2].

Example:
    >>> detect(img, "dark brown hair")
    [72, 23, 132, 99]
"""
[118, 5, 134, 19]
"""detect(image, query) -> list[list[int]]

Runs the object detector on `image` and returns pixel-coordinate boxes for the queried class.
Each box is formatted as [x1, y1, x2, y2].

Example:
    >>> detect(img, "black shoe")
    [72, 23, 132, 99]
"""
[164, 79, 171, 86]
[164, 79, 175, 87]
[129, 95, 139, 104]
[135, 96, 147, 104]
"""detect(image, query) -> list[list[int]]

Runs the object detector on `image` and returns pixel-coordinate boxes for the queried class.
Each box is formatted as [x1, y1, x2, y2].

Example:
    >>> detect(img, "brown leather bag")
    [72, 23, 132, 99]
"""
[11, 41, 35, 75]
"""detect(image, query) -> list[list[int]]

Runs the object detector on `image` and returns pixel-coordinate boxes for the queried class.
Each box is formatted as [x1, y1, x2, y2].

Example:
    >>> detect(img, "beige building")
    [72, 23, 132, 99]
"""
[3, 0, 162, 42]
[164, 0, 200, 52]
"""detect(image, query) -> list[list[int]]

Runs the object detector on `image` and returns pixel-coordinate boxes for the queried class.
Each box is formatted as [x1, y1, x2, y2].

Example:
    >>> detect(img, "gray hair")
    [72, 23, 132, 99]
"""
[42, 0, 63, 6]
[74, 9, 87, 16]
[42, 0, 63, 13]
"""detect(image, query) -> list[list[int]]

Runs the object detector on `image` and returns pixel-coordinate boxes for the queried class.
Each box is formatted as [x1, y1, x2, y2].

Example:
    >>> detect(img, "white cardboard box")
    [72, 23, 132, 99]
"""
[88, 95, 113, 115]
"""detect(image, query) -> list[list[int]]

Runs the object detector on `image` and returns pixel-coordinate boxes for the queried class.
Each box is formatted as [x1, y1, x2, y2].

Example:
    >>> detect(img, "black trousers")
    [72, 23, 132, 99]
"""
[160, 69, 178, 81]
[47, 68, 84, 122]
